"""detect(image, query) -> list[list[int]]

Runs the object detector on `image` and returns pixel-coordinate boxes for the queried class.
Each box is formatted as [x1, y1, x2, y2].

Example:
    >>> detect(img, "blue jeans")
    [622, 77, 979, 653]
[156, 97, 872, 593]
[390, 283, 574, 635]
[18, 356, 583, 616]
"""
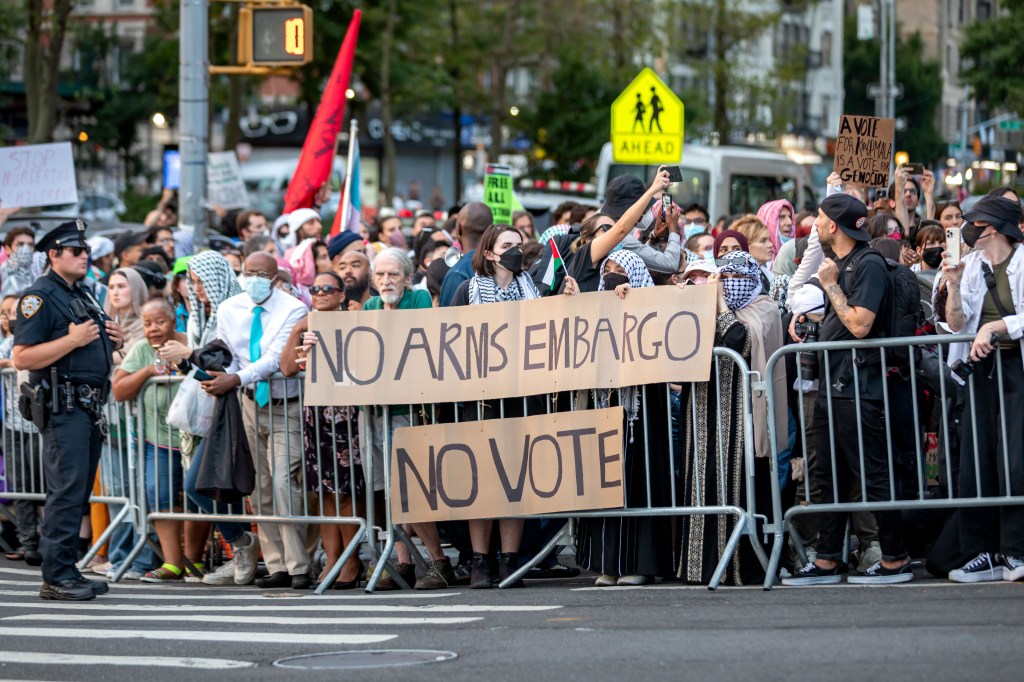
[184, 437, 248, 544]
[144, 442, 182, 513]
[100, 440, 158, 572]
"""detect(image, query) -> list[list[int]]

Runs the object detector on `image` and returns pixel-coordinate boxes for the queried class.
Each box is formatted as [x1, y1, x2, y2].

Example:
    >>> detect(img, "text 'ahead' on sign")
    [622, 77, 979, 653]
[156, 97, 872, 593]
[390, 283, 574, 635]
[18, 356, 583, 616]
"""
[611, 68, 684, 165]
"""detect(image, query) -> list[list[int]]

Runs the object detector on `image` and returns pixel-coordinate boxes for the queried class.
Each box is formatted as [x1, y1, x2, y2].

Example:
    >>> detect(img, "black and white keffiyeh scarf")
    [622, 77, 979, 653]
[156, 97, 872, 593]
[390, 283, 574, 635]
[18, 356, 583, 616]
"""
[186, 250, 243, 348]
[467, 272, 540, 305]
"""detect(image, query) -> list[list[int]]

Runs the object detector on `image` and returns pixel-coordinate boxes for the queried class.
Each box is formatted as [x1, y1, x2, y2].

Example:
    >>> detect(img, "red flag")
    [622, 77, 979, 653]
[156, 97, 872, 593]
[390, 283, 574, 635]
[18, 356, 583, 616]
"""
[282, 10, 361, 213]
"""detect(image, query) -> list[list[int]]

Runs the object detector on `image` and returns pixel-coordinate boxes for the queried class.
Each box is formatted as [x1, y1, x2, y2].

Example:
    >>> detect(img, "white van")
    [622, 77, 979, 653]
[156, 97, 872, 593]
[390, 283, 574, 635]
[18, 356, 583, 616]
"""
[595, 142, 818, 221]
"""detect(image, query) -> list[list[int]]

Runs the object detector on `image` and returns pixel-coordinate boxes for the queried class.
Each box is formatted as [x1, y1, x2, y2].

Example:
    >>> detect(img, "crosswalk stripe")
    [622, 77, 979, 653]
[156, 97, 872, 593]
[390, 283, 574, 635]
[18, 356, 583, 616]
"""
[0, 601, 561, 613]
[0, 651, 255, 670]
[0, 568, 44, 577]
[0, 627, 396, 645]
[5, 614, 483, 626]
[0, 589, 458, 600]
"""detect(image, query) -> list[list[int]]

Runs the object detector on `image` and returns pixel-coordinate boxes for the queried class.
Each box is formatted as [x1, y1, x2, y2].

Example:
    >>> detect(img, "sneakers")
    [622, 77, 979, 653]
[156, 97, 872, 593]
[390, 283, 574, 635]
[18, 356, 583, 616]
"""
[1002, 555, 1024, 582]
[231, 532, 260, 585]
[781, 561, 843, 586]
[414, 558, 456, 590]
[375, 562, 416, 591]
[202, 559, 239, 586]
[857, 541, 882, 574]
[848, 561, 913, 584]
[949, 552, 1002, 583]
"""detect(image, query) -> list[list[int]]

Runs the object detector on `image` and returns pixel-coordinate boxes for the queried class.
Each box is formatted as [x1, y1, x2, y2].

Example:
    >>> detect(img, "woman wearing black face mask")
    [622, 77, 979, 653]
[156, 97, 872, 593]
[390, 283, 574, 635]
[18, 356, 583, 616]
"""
[912, 223, 945, 320]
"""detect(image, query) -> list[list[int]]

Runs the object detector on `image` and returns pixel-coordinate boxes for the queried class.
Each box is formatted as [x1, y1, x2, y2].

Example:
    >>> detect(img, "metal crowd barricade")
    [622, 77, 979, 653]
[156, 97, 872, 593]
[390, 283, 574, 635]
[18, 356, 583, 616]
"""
[367, 347, 770, 591]
[0, 368, 138, 569]
[121, 373, 368, 595]
[762, 333, 1024, 588]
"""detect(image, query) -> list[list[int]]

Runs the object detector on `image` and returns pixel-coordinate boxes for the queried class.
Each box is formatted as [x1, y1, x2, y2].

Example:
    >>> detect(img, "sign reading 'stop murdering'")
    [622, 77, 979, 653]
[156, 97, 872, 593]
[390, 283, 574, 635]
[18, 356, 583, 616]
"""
[611, 68, 684, 165]
[304, 284, 716, 406]
[0, 142, 79, 208]
[833, 115, 895, 188]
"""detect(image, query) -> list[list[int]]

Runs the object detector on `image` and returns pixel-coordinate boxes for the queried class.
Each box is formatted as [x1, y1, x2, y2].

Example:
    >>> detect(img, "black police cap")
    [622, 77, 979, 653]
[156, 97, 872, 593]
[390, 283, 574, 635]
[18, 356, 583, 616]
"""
[35, 219, 89, 253]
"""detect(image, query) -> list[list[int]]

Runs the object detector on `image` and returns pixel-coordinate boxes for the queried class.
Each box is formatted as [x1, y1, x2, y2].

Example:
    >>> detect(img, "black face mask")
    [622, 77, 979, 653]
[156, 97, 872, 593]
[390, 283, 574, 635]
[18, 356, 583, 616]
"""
[603, 272, 630, 290]
[498, 247, 524, 275]
[922, 246, 943, 269]
[962, 223, 982, 247]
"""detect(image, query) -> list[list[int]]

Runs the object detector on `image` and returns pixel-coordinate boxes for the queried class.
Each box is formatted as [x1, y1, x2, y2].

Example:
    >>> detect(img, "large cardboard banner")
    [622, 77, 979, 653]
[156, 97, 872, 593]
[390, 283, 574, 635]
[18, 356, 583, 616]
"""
[0, 142, 78, 208]
[833, 115, 895, 188]
[305, 284, 715, 406]
[391, 407, 626, 523]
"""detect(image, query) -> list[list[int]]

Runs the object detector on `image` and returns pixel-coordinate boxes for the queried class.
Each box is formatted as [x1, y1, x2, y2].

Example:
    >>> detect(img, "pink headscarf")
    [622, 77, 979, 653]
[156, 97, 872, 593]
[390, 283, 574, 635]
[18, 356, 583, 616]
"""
[756, 199, 794, 254]
[285, 238, 317, 287]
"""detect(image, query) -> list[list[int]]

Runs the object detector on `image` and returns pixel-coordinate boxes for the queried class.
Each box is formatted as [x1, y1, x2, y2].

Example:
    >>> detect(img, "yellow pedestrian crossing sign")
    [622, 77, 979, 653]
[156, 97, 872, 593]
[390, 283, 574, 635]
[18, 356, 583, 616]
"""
[611, 68, 684, 164]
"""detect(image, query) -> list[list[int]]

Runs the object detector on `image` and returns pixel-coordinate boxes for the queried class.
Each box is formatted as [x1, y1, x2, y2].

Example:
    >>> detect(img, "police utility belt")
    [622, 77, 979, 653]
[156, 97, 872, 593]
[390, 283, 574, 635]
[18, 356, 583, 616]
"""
[19, 367, 110, 432]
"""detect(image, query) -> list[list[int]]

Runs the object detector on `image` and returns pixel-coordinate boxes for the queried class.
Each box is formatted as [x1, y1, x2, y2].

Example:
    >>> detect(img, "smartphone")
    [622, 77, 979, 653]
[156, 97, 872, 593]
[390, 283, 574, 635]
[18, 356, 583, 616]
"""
[945, 226, 961, 266]
[904, 162, 924, 176]
[665, 166, 683, 183]
[193, 367, 214, 381]
[875, 188, 889, 200]
[162, 149, 181, 190]
[662, 193, 672, 214]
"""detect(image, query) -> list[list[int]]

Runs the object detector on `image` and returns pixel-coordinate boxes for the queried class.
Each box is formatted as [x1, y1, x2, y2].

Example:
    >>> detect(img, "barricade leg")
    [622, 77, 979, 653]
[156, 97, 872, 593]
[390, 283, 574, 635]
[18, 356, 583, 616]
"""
[709, 512, 749, 591]
[498, 519, 573, 588]
[313, 519, 367, 595]
[0, 505, 15, 553]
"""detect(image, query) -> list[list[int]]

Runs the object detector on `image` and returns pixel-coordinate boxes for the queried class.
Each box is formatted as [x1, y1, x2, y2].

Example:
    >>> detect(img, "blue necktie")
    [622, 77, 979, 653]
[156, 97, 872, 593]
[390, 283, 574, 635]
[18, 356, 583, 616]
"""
[250, 305, 269, 407]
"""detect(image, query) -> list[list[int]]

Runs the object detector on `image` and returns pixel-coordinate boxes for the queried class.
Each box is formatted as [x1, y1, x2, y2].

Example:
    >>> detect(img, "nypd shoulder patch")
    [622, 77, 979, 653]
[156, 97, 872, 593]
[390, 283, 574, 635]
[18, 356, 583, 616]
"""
[20, 295, 42, 319]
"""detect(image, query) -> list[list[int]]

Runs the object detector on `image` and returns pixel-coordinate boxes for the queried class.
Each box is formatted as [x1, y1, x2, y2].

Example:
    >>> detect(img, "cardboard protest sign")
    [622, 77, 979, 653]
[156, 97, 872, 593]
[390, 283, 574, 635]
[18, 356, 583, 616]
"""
[483, 163, 513, 224]
[207, 151, 250, 209]
[833, 115, 895, 187]
[305, 284, 716, 406]
[391, 407, 626, 523]
[0, 142, 78, 208]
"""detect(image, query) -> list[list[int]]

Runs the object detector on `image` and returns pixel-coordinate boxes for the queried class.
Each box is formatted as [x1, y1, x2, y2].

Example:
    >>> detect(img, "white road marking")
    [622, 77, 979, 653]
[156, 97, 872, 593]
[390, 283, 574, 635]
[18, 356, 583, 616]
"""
[0, 627, 396, 645]
[0, 601, 561, 613]
[5, 614, 483, 626]
[571, 581, 1012, 591]
[0, 567, 43, 576]
[0, 650, 255, 670]
[0, 588, 458, 600]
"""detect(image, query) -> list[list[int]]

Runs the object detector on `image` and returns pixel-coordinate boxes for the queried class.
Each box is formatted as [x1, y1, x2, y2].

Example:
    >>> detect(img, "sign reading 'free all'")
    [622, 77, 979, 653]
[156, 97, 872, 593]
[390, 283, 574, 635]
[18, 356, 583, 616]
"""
[391, 407, 626, 523]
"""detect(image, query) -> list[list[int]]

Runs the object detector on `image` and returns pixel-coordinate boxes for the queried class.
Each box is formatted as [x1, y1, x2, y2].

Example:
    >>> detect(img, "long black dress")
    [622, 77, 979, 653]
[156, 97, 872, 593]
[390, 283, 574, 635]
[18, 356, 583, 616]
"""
[575, 383, 675, 578]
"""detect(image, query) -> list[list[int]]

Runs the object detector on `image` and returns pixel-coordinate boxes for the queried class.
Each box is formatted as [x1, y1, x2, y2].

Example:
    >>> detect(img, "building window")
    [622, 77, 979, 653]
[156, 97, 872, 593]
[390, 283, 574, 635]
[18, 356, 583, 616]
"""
[821, 31, 832, 67]
[977, 1, 992, 20]
[118, 0, 135, 6]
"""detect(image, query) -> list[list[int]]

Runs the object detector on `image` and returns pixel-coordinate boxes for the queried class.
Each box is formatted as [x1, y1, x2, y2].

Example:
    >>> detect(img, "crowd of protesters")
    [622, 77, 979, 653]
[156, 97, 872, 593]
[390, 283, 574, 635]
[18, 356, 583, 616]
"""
[1, 163, 1023, 592]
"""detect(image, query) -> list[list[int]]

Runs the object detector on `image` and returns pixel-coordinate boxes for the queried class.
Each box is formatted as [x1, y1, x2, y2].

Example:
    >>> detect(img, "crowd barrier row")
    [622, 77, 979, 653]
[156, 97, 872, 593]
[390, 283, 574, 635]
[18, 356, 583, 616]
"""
[2, 334, 1023, 592]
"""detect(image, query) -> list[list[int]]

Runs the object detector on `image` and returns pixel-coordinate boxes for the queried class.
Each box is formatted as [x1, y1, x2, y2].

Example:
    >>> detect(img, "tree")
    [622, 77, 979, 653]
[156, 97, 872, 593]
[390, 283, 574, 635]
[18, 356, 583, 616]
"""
[24, 0, 75, 143]
[844, 17, 945, 164]
[961, 0, 1024, 117]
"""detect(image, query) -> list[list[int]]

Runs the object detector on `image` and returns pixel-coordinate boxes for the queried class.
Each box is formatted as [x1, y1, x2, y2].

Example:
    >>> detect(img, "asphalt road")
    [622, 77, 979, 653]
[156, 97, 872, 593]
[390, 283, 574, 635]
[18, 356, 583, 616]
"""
[1, 561, 1022, 682]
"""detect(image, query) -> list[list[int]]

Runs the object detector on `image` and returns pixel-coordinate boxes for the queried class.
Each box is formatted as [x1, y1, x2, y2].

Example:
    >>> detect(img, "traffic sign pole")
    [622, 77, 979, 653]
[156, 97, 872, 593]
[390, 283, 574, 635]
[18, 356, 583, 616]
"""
[180, 0, 209, 249]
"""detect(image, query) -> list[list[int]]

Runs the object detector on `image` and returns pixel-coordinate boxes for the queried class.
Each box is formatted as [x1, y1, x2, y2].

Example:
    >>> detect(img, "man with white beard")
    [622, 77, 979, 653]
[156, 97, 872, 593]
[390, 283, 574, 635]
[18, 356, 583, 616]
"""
[361, 248, 453, 589]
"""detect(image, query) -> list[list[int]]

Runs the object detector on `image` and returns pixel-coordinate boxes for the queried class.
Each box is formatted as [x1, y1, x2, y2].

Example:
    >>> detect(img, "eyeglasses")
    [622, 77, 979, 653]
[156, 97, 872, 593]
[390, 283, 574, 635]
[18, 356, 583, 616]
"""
[243, 270, 275, 280]
[310, 284, 341, 295]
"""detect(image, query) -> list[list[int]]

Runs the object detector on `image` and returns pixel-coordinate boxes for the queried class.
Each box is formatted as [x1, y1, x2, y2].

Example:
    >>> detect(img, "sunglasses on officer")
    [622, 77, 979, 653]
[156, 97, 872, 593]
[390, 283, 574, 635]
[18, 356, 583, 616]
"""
[58, 245, 91, 258]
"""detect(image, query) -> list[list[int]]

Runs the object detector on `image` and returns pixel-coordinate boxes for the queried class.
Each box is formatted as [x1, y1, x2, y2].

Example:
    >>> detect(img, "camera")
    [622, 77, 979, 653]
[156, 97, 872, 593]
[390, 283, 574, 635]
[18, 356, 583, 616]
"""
[794, 318, 820, 382]
[951, 333, 1001, 380]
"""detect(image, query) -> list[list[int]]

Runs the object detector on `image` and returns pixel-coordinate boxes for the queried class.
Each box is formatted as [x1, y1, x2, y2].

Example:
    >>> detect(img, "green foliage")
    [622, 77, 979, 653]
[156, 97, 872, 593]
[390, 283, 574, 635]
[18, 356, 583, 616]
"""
[843, 16, 945, 164]
[961, 0, 1024, 116]
[121, 186, 163, 223]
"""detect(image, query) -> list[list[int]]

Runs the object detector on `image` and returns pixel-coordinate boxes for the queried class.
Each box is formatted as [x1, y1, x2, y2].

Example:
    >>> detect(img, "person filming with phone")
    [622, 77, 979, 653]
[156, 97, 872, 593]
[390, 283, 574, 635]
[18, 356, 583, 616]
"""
[941, 194, 1024, 584]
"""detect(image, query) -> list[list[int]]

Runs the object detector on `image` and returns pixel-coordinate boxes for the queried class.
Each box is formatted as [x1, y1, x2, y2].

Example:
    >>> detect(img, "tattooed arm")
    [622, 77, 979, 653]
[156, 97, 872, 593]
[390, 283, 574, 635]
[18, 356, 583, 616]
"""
[941, 259, 967, 332]
[818, 258, 877, 339]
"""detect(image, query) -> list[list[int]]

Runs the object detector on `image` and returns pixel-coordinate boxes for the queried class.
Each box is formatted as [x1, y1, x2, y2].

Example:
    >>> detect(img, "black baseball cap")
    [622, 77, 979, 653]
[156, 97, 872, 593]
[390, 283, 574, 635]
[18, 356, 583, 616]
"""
[963, 195, 1023, 242]
[601, 175, 653, 221]
[820, 194, 870, 242]
[35, 219, 89, 252]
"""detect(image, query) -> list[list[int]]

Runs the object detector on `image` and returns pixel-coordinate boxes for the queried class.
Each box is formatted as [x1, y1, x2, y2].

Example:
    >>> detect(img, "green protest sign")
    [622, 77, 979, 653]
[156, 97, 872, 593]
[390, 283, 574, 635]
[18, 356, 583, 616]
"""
[484, 163, 513, 225]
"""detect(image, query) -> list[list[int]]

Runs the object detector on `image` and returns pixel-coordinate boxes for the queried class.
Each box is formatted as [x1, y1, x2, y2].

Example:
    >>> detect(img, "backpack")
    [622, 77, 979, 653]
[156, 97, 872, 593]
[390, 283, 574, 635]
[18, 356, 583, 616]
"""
[844, 248, 923, 372]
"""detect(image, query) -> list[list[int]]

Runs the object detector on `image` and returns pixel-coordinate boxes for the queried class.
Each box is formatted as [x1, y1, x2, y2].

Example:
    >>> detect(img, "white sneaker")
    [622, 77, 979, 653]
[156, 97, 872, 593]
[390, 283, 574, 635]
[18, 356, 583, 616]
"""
[202, 559, 238, 586]
[949, 552, 1001, 583]
[1002, 555, 1024, 582]
[857, 541, 882, 574]
[232, 532, 260, 585]
[121, 567, 145, 581]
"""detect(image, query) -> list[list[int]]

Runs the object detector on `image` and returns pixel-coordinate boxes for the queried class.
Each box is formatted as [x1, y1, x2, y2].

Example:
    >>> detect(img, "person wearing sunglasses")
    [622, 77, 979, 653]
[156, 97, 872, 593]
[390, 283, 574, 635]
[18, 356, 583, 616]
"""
[12, 220, 126, 601]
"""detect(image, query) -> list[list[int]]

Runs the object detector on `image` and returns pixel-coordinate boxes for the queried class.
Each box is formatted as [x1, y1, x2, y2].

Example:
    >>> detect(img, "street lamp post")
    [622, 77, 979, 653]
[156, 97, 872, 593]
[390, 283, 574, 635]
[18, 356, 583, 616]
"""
[180, 0, 209, 250]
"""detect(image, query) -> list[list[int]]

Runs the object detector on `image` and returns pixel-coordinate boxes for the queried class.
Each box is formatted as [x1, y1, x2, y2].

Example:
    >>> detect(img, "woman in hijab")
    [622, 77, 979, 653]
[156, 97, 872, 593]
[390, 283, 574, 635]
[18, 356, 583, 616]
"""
[676, 251, 786, 586]
[714, 230, 749, 258]
[568, 250, 675, 586]
[174, 250, 241, 351]
[104, 267, 148, 365]
[756, 199, 795, 258]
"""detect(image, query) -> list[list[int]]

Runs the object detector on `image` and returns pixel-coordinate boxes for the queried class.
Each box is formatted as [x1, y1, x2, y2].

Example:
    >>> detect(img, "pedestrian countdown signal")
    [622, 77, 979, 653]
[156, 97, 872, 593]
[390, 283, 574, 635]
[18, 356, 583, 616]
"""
[239, 3, 314, 67]
[610, 68, 684, 165]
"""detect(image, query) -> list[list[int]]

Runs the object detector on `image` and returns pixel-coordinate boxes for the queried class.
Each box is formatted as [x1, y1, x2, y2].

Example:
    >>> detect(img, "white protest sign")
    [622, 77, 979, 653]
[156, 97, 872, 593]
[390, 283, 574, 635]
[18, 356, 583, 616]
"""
[207, 151, 250, 209]
[0, 142, 79, 208]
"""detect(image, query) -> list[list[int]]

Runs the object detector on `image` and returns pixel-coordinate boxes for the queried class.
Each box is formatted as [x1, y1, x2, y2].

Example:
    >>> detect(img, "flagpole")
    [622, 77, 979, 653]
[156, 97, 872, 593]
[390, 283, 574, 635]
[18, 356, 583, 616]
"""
[339, 118, 359, 233]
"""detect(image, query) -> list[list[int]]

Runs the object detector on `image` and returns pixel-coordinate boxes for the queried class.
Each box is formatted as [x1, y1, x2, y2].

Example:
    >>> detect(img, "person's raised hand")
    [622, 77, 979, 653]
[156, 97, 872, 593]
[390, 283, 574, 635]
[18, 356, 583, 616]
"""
[158, 339, 192, 363]
[649, 168, 671, 195]
[562, 275, 579, 296]
[68, 321, 100, 348]
[315, 182, 332, 207]
[346, 299, 363, 312]
[827, 172, 842, 188]
[941, 252, 965, 284]
[817, 258, 839, 287]
[614, 282, 631, 300]
[921, 170, 935, 197]
[301, 330, 318, 350]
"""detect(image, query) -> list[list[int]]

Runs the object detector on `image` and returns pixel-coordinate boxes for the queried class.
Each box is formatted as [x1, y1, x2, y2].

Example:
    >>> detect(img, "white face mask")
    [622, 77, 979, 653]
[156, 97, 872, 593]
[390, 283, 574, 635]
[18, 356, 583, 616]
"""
[239, 275, 273, 304]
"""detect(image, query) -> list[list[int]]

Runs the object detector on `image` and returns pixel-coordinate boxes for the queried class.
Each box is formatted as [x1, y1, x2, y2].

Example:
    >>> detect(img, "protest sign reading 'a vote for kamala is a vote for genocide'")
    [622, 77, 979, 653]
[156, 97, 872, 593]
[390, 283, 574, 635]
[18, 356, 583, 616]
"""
[391, 407, 626, 523]
[832, 115, 895, 188]
[0, 142, 79, 208]
[304, 284, 716, 406]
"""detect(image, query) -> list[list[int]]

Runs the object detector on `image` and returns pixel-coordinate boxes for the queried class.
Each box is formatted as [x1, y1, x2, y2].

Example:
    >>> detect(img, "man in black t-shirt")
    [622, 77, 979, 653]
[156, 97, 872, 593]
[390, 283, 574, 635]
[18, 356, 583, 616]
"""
[783, 194, 912, 586]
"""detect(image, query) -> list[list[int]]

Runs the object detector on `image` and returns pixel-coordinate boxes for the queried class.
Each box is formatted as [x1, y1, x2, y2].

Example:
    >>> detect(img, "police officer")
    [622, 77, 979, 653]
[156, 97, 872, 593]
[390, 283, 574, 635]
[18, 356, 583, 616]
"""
[12, 220, 124, 601]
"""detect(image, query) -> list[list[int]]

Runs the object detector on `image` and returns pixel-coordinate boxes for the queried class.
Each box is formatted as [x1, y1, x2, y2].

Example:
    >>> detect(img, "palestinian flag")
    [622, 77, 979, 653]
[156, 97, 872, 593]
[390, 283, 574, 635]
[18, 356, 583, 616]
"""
[541, 238, 565, 290]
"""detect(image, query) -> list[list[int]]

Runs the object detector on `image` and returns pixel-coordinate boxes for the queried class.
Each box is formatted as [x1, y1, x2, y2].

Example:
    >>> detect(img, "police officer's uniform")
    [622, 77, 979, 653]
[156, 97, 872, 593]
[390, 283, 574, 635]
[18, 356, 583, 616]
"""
[13, 220, 119, 601]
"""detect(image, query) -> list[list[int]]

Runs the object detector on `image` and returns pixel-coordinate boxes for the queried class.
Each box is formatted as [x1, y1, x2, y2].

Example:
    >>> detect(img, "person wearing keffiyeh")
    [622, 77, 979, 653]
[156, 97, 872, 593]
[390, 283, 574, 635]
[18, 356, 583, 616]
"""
[566, 248, 675, 588]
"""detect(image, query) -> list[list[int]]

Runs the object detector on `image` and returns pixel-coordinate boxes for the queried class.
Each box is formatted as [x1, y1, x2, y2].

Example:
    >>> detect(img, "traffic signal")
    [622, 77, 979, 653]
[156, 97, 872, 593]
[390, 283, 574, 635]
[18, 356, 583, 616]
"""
[239, 3, 313, 67]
